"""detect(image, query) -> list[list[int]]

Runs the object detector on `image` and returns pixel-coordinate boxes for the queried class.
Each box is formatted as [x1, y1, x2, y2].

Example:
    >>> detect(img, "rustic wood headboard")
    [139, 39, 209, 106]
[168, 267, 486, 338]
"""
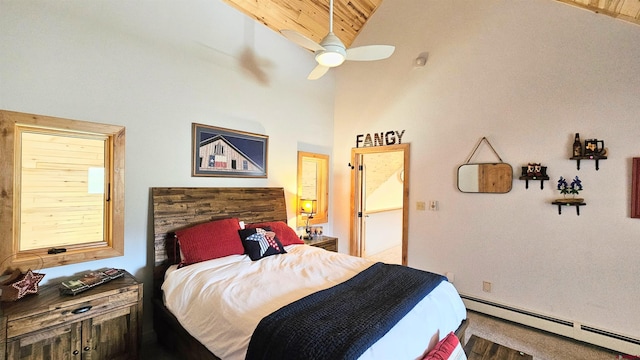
[151, 187, 288, 294]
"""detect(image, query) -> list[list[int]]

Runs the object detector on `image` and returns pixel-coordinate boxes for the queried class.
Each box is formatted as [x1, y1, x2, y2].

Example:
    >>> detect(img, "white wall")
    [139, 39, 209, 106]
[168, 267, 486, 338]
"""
[364, 210, 402, 256]
[0, 0, 334, 336]
[365, 168, 403, 255]
[334, 0, 640, 342]
[366, 168, 404, 211]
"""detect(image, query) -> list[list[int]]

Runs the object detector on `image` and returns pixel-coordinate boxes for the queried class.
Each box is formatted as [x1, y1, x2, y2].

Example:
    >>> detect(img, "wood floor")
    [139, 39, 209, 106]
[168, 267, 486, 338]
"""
[465, 335, 533, 360]
[365, 244, 402, 264]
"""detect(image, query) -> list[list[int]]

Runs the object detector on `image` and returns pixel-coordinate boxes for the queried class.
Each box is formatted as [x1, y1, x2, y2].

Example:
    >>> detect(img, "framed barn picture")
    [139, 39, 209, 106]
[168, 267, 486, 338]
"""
[192, 123, 268, 178]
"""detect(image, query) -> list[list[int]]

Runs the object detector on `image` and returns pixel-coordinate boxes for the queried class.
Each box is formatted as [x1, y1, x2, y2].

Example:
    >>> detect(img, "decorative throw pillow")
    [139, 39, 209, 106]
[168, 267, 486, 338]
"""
[238, 227, 287, 261]
[422, 332, 466, 360]
[245, 221, 304, 246]
[175, 218, 244, 266]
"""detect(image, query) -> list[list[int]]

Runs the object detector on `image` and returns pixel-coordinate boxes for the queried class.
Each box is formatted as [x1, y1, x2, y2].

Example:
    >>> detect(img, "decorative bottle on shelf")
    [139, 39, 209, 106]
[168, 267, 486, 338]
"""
[572, 133, 582, 157]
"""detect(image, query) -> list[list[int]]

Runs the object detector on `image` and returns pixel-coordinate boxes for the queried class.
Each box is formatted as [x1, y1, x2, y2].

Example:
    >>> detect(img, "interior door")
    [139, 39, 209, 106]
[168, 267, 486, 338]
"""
[350, 144, 409, 265]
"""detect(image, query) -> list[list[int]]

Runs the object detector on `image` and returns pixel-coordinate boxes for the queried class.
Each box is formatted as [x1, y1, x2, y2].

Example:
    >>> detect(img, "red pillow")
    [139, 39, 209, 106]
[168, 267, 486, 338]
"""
[423, 332, 465, 360]
[245, 221, 304, 246]
[175, 218, 244, 266]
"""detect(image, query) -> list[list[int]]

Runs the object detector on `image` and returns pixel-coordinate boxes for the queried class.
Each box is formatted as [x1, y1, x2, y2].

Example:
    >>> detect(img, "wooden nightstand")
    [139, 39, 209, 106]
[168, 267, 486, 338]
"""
[0, 271, 142, 360]
[304, 236, 338, 252]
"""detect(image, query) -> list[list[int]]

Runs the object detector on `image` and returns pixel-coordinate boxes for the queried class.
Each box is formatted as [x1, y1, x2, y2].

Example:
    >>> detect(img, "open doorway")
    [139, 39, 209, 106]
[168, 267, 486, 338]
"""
[350, 144, 409, 265]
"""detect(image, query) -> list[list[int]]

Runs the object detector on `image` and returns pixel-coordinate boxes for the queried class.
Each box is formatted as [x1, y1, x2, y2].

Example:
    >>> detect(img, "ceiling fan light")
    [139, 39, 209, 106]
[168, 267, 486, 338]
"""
[316, 51, 345, 67]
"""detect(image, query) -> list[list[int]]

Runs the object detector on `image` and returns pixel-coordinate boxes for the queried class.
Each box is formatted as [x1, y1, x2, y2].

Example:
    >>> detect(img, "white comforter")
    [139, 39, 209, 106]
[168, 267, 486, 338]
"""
[162, 245, 466, 360]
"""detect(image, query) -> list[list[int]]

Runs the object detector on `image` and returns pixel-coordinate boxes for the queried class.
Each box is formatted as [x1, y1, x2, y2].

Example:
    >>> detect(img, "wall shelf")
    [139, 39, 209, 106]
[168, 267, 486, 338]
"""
[519, 175, 549, 190]
[552, 200, 586, 215]
[570, 155, 607, 171]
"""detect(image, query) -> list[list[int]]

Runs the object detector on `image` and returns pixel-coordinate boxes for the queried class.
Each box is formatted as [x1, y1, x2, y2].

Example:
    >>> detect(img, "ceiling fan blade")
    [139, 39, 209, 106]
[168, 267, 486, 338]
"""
[281, 29, 325, 52]
[307, 64, 330, 80]
[346, 45, 396, 61]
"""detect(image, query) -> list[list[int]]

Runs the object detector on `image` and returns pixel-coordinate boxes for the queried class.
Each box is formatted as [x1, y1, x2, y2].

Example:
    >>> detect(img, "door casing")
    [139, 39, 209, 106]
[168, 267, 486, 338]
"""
[350, 143, 410, 265]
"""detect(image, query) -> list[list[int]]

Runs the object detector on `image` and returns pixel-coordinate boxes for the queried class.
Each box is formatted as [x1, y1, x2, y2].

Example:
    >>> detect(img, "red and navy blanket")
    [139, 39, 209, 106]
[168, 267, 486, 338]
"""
[245, 262, 446, 360]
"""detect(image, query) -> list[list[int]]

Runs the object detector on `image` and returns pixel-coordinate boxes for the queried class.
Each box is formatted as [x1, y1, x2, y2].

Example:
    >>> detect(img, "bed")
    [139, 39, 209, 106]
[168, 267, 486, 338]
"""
[152, 187, 467, 360]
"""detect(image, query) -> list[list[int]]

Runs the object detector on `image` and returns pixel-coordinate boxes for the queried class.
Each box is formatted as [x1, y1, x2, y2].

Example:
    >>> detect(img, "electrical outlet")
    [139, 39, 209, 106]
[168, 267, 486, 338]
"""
[416, 201, 426, 211]
[483, 281, 492, 293]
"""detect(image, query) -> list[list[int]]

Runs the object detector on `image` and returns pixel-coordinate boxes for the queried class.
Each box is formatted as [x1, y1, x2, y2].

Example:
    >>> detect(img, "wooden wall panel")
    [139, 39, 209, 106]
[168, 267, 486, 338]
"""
[221, 0, 384, 48]
[557, 0, 640, 26]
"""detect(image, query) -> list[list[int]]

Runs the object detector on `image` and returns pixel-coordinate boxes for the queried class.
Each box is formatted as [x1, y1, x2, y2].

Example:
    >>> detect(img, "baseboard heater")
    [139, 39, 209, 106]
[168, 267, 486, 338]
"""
[461, 294, 640, 356]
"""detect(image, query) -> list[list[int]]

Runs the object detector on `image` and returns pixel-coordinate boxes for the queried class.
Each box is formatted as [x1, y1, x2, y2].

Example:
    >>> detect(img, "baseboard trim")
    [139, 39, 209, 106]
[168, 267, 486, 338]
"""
[461, 294, 640, 356]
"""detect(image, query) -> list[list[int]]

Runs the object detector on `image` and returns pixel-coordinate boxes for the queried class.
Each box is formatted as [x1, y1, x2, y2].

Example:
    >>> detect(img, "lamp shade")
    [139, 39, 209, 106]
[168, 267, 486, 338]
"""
[300, 199, 317, 215]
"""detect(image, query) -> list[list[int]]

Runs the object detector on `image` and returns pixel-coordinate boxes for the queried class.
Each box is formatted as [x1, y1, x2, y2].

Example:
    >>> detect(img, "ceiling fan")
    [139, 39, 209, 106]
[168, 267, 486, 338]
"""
[281, 0, 395, 80]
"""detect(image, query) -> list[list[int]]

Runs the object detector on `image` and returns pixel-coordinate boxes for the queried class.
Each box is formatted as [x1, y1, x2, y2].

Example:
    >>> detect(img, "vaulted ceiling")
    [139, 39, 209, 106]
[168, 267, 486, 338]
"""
[221, 0, 382, 48]
[222, 0, 639, 48]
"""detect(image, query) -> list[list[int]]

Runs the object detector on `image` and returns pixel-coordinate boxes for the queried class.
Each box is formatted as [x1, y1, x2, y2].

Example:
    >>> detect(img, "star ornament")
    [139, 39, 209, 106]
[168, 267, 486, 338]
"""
[11, 269, 45, 299]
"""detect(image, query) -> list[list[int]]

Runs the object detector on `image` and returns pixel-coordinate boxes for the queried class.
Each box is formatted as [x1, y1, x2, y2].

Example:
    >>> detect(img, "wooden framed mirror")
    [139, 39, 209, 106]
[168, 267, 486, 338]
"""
[458, 137, 512, 193]
[296, 151, 329, 227]
[457, 163, 513, 193]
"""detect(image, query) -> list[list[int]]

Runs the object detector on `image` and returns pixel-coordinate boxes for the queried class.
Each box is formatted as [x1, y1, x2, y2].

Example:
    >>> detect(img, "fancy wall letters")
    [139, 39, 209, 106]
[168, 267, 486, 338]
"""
[356, 130, 405, 148]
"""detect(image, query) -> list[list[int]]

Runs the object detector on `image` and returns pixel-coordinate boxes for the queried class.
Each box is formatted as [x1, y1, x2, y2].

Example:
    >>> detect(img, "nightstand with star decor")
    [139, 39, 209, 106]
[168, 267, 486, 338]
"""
[0, 270, 142, 360]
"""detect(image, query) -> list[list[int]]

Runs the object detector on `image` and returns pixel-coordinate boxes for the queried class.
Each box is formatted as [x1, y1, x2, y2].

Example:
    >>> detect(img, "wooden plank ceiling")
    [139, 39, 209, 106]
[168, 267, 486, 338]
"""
[222, 0, 639, 49]
[557, 0, 640, 25]
[221, 0, 383, 48]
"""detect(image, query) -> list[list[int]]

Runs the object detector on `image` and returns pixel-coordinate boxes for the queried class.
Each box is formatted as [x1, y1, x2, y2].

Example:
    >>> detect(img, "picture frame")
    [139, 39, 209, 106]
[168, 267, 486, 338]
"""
[632, 157, 640, 218]
[192, 123, 268, 178]
[310, 226, 324, 238]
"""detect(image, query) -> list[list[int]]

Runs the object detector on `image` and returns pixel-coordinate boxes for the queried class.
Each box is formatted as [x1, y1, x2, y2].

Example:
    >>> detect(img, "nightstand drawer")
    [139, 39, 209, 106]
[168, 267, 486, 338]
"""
[7, 285, 139, 339]
[304, 236, 338, 252]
